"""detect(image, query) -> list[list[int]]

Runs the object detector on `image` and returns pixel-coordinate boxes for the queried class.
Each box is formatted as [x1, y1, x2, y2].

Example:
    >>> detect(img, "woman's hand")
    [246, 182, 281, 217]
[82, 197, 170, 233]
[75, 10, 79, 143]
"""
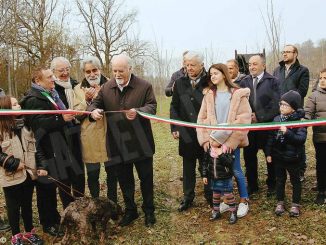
[266, 156, 272, 163]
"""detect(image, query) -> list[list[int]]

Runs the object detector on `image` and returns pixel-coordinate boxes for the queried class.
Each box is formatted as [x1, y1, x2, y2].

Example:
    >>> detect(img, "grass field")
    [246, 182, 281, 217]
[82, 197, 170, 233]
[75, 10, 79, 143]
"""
[1, 95, 326, 245]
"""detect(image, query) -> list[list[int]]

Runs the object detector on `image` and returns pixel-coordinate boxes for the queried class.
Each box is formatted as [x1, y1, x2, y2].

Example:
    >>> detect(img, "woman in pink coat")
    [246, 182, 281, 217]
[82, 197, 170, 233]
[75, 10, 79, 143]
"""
[197, 63, 252, 218]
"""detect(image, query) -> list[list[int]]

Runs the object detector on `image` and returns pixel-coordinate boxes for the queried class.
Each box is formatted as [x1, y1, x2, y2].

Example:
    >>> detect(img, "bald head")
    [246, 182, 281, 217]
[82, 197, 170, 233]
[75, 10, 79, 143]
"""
[111, 54, 132, 86]
[248, 55, 265, 77]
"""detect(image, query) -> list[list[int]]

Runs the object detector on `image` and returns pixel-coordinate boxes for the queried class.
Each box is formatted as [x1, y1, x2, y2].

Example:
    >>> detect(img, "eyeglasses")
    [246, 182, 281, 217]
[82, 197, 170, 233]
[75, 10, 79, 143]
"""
[85, 68, 99, 75]
[281, 51, 295, 54]
[56, 67, 70, 73]
[279, 102, 291, 108]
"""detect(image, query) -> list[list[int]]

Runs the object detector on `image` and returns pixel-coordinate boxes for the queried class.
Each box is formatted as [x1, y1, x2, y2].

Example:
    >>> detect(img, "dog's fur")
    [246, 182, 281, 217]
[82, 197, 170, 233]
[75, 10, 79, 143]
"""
[60, 197, 121, 244]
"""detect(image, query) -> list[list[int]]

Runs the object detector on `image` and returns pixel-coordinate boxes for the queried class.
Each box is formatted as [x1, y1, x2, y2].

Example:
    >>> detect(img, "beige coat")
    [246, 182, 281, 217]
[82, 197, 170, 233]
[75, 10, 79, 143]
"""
[197, 87, 252, 149]
[0, 127, 37, 187]
[74, 83, 109, 163]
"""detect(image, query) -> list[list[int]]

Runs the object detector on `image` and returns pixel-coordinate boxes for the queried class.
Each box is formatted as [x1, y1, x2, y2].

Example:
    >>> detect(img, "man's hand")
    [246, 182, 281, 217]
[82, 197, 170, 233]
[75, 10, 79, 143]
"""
[266, 156, 272, 163]
[203, 142, 210, 152]
[125, 108, 137, 120]
[172, 131, 179, 139]
[91, 109, 103, 120]
[37, 169, 48, 176]
[221, 144, 232, 153]
[84, 87, 96, 101]
[63, 112, 75, 122]
[280, 126, 287, 134]
[203, 177, 208, 185]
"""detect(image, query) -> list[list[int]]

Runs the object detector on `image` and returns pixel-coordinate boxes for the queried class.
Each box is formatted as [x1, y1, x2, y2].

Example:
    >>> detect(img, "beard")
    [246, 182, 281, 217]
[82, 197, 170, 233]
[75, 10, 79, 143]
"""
[86, 76, 101, 86]
[116, 78, 125, 85]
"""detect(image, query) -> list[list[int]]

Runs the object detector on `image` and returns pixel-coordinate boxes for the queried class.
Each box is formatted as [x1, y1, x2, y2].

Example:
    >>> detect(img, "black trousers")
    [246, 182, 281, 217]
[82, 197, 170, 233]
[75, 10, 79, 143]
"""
[182, 156, 212, 203]
[275, 159, 301, 204]
[3, 175, 34, 235]
[116, 157, 154, 214]
[243, 131, 276, 191]
[36, 179, 61, 228]
[314, 142, 326, 193]
[86, 163, 118, 202]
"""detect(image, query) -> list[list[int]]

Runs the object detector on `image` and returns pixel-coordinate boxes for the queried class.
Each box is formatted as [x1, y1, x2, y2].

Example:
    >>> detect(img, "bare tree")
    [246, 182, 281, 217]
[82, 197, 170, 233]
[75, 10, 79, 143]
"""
[260, 0, 282, 71]
[75, 0, 149, 75]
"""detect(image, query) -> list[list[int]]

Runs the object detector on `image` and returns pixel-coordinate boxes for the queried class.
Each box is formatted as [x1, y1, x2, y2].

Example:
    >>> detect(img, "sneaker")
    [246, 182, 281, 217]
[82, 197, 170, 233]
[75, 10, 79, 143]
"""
[275, 202, 285, 216]
[209, 210, 221, 221]
[11, 233, 24, 245]
[219, 202, 230, 213]
[289, 205, 300, 217]
[237, 202, 249, 218]
[299, 173, 305, 182]
[23, 228, 44, 245]
[43, 225, 63, 237]
[315, 192, 326, 205]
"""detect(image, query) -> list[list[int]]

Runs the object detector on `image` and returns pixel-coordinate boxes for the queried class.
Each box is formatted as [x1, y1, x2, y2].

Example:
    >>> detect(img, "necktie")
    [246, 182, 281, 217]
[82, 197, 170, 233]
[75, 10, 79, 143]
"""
[191, 80, 196, 89]
[253, 77, 258, 108]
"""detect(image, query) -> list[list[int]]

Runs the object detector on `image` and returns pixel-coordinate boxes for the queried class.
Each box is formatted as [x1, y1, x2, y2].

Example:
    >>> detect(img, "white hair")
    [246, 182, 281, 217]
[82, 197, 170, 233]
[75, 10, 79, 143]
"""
[50, 57, 71, 70]
[184, 51, 204, 64]
[80, 56, 102, 71]
[111, 54, 132, 68]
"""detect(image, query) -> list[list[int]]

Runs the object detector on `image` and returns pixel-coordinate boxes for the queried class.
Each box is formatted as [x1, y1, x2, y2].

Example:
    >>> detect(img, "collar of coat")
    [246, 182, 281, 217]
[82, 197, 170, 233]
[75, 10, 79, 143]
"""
[108, 74, 137, 89]
[203, 87, 250, 99]
[279, 58, 301, 70]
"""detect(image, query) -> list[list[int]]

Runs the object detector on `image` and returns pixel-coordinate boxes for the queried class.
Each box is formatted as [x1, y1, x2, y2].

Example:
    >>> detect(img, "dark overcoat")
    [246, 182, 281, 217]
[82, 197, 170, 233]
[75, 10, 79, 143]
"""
[88, 74, 157, 165]
[170, 73, 208, 158]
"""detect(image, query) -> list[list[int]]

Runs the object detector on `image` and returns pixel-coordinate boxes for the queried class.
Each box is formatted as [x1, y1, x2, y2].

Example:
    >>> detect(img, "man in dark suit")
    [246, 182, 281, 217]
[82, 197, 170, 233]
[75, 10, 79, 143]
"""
[90, 54, 157, 227]
[170, 51, 211, 211]
[240, 55, 280, 197]
[273, 45, 310, 181]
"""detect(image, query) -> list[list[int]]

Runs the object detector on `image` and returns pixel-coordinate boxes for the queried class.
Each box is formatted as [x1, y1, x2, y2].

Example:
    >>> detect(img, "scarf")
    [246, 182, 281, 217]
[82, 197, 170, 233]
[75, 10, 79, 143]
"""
[55, 79, 74, 109]
[31, 83, 66, 110]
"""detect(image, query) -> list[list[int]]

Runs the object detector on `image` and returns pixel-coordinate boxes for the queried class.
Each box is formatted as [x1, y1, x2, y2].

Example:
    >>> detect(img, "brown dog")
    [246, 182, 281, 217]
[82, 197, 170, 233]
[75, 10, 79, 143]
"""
[60, 197, 121, 244]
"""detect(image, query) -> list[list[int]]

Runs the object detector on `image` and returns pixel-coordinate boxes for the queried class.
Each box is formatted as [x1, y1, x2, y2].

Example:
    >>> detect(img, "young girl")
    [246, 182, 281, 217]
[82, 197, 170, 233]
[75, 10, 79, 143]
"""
[202, 134, 237, 224]
[0, 96, 44, 245]
[305, 68, 326, 205]
[266, 90, 307, 217]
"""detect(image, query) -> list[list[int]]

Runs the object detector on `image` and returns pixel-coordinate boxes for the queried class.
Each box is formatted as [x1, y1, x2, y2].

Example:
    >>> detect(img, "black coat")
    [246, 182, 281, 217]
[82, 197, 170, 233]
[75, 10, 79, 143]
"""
[265, 110, 307, 163]
[240, 72, 280, 123]
[88, 74, 157, 165]
[273, 59, 309, 101]
[201, 151, 234, 180]
[170, 73, 208, 158]
[20, 88, 72, 173]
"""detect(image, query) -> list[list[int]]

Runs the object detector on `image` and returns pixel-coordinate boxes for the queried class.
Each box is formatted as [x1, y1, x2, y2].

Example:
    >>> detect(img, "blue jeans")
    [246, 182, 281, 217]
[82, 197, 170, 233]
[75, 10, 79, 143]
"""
[234, 148, 249, 199]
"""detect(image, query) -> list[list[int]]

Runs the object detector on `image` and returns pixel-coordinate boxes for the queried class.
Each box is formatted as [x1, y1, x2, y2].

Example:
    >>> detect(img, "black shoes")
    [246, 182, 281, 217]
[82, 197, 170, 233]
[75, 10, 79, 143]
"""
[144, 213, 156, 227]
[178, 200, 192, 212]
[118, 212, 139, 227]
[229, 210, 237, 224]
[43, 225, 64, 237]
[247, 186, 259, 196]
[209, 210, 221, 221]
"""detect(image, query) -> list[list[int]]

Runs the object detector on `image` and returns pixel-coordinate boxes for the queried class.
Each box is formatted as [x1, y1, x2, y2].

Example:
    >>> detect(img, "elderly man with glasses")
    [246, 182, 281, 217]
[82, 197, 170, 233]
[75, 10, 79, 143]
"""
[273, 45, 310, 182]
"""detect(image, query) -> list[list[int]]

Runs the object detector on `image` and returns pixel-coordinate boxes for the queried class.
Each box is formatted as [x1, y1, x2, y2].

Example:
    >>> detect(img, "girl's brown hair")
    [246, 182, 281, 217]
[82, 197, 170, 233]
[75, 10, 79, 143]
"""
[207, 63, 239, 90]
[0, 96, 15, 140]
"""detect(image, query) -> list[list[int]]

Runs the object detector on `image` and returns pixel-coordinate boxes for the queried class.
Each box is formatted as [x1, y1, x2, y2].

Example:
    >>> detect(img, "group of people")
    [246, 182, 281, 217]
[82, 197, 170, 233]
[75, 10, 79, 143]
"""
[168, 46, 325, 224]
[0, 44, 325, 244]
[0, 54, 157, 245]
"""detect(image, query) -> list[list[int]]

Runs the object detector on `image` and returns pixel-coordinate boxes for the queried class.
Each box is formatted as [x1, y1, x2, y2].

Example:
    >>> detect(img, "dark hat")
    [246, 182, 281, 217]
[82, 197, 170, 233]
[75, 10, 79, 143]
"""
[280, 90, 301, 110]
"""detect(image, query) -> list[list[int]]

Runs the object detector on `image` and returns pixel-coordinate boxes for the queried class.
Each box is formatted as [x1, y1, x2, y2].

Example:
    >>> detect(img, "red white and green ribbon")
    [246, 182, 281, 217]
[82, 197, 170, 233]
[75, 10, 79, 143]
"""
[1, 109, 326, 131]
[137, 111, 326, 131]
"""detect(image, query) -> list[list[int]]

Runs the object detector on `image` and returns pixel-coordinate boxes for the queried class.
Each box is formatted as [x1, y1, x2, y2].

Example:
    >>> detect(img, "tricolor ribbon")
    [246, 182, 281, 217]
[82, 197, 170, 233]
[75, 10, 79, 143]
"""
[1, 109, 326, 131]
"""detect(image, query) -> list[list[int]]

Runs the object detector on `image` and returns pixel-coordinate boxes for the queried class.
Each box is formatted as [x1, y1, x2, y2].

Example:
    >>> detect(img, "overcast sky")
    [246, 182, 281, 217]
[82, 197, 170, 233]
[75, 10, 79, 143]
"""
[125, 0, 325, 63]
